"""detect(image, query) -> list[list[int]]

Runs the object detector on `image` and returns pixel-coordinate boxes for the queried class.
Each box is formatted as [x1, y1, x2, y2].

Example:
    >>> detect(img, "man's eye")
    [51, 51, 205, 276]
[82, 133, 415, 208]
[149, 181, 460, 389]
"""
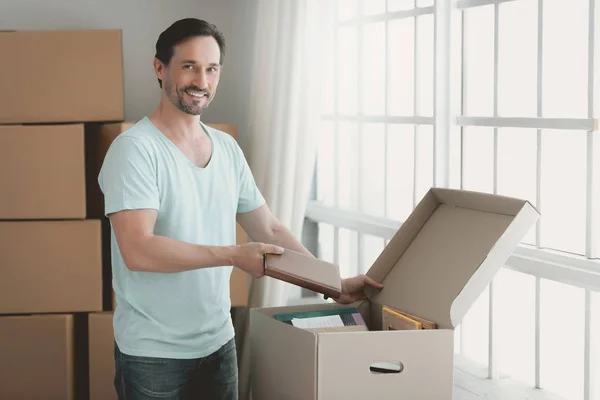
[208, 67, 218, 73]
[183, 65, 194, 70]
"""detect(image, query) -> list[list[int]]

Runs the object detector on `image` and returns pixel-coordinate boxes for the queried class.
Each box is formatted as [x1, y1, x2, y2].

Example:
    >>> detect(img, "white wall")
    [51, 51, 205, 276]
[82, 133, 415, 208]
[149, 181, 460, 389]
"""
[1, 0, 258, 142]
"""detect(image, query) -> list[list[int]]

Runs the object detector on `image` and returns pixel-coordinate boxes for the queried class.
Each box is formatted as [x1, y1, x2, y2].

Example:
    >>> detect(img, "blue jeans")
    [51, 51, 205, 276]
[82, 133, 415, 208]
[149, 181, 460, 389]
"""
[114, 339, 238, 400]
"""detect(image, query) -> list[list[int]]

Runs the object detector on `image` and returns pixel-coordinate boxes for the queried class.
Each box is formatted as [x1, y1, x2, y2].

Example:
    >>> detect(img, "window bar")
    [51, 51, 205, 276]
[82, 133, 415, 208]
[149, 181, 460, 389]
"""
[323, 115, 434, 124]
[587, 0, 597, 261]
[456, 116, 594, 130]
[333, 3, 340, 266]
[584, 0, 597, 398]
[459, 5, 468, 356]
[413, 0, 419, 209]
[488, 0, 500, 381]
[357, 1, 364, 276]
[535, 0, 544, 389]
[585, 290, 593, 400]
[382, 0, 391, 249]
[384, 0, 391, 223]
[333, 224, 340, 266]
[433, 0, 451, 188]
[339, 6, 435, 27]
[457, 0, 519, 9]
[535, 276, 542, 389]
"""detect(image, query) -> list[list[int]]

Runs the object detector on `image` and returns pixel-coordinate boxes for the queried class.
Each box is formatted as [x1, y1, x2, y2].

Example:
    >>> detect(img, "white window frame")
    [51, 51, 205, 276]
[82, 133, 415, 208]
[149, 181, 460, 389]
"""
[305, 0, 600, 398]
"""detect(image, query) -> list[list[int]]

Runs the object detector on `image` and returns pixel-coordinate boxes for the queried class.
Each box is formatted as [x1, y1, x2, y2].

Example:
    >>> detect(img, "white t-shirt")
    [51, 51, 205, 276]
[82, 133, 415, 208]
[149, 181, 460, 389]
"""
[99, 116, 265, 359]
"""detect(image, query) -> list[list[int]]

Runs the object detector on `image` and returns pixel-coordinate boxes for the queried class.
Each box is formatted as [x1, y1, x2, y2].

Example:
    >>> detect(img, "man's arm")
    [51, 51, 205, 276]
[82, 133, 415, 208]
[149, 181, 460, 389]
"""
[236, 204, 312, 257]
[110, 209, 283, 276]
[237, 204, 384, 304]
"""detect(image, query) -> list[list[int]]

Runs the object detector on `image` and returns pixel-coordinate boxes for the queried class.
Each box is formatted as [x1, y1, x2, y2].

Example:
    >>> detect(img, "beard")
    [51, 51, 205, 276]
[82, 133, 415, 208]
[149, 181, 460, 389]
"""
[164, 79, 211, 116]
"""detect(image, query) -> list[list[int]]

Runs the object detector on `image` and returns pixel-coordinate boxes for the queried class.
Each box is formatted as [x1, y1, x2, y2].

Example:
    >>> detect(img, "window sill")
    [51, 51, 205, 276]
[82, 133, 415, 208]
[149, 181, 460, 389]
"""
[454, 356, 567, 400]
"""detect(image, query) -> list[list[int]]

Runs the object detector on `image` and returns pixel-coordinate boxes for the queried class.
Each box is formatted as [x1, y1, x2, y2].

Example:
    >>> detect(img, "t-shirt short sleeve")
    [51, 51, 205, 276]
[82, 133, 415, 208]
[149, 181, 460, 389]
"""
[98, 136, 160, 216]
[234, 142, 265, 214]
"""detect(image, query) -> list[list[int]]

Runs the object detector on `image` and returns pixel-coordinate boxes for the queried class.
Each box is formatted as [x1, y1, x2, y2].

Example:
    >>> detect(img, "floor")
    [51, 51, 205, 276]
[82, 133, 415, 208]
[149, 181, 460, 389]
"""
[454, 356, 567, 400]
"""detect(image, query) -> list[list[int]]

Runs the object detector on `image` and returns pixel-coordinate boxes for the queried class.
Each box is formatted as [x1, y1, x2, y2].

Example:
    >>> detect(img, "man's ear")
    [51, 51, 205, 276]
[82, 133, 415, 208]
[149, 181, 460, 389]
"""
[153, 58, 166, 88]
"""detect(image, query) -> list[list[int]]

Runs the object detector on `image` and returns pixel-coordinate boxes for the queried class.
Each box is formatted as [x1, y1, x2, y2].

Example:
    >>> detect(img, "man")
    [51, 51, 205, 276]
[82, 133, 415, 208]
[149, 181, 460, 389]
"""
[99, 18, 383, 400]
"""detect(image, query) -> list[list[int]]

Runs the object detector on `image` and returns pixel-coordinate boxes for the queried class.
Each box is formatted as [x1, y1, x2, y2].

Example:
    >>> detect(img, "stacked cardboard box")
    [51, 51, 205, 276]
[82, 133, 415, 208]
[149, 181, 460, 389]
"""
[0, 29, 124, 400]
[0, 29, 250, 399]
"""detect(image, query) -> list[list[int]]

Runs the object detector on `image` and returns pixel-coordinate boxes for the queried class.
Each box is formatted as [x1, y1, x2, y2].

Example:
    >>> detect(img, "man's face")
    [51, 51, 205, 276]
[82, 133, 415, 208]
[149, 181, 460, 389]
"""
[161, 36, 221, 115]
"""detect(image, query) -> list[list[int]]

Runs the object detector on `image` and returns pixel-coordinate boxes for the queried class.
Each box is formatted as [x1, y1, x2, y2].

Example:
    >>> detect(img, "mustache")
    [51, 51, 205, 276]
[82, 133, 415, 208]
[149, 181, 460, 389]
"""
[182, 86, 210, 96]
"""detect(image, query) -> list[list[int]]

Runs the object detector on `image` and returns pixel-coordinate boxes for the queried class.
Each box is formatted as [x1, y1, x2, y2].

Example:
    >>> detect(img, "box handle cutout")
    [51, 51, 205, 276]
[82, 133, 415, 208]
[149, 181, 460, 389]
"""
[369, 361, 404, 374]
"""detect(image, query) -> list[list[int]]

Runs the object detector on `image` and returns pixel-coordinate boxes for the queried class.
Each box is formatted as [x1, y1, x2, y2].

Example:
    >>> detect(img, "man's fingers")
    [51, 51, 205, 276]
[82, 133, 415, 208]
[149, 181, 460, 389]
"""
[364, 276, 384, 289]
[263, 244, 285, 254]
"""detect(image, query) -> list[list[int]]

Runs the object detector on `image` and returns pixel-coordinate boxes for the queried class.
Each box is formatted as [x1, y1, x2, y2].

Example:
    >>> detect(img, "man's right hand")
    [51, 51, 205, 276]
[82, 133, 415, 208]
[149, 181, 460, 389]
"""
[232, 243, 285, 278]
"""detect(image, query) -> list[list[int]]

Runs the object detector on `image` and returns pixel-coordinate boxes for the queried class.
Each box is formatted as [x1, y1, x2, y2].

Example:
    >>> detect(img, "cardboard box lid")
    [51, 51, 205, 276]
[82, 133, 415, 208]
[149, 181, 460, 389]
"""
[365, 188, 540, 330]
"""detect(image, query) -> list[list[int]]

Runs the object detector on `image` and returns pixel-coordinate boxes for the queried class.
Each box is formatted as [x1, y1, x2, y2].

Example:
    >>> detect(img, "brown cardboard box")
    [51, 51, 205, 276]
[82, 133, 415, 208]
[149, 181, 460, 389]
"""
[0, 30, 124, 124]
[0, 124, 86, 219]
[91, 121, 250, 308]
[250, 189, 540, 400]
[232, 224, 250, 307]
[85, 122, 135, 219]
[0, 220, 103, 314]
[0, 314, 76, 400]
[89, 313, 116, 400]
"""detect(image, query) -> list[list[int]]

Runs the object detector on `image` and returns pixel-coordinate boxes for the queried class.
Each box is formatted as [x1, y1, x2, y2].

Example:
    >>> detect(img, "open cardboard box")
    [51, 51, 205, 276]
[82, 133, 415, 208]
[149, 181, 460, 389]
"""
[250, 188, 539, 400]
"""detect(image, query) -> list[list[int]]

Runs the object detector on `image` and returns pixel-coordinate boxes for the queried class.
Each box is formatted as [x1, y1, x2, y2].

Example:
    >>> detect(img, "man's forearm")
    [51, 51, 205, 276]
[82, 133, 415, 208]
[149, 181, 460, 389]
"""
[127, 234, 236, 273]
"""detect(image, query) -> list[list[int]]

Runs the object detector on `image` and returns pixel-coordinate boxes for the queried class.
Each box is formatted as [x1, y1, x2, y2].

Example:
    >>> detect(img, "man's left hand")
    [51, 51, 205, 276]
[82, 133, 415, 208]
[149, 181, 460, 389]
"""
[334, 274, 384, 304]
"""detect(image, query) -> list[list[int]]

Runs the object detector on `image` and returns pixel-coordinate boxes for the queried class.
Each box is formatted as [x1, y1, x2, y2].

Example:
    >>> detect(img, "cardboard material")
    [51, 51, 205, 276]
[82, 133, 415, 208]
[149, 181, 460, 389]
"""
[232, 223, 250, 307]
[89, 313, 117, 400]
[250, 188, 540, 399]
[0, 314, 75, 400]
[0, 124, 86, 219]
[86, 122, 135, 219]
[265, 250, 342, 299]
[0, 30, 124, 124]
[93, 122, 250, 308]
[364, 188, 540, 330]
[0, 220, 103, 314]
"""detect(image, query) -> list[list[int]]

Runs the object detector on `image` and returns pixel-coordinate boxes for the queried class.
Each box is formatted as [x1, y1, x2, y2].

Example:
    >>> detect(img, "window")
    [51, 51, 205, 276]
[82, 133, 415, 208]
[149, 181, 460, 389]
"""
[315, 0, 436, 277]
[306, 0, 600, 398]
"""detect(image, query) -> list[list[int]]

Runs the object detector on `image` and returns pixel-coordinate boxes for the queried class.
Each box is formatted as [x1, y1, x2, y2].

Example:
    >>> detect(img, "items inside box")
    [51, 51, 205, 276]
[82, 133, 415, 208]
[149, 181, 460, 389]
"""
[273, 302, 437, 333]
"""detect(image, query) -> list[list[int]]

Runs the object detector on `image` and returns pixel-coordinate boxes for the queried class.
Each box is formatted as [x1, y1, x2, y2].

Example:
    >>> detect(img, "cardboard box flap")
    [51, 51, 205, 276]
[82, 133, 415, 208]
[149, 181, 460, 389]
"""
[365, 189, 539, 330]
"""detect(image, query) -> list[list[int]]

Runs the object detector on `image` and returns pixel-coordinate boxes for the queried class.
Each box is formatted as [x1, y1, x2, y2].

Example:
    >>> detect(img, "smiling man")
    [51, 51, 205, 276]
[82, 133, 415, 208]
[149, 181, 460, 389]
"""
[99, 18, 383, 400]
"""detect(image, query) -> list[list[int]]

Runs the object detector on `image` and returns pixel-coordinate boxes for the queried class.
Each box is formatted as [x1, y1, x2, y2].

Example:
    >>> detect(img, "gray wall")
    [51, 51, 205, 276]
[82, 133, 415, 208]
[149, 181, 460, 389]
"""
[1, 0, 258, 143]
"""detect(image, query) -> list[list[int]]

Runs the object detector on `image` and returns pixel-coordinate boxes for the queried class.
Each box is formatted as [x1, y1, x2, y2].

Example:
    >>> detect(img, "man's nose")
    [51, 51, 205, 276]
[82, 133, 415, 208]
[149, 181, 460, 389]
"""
[193, 70, 208, 90]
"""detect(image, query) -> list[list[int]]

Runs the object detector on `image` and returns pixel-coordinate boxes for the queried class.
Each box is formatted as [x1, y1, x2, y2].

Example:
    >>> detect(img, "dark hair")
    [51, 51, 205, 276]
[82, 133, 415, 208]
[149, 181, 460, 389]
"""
[154, 18, 226, 88]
